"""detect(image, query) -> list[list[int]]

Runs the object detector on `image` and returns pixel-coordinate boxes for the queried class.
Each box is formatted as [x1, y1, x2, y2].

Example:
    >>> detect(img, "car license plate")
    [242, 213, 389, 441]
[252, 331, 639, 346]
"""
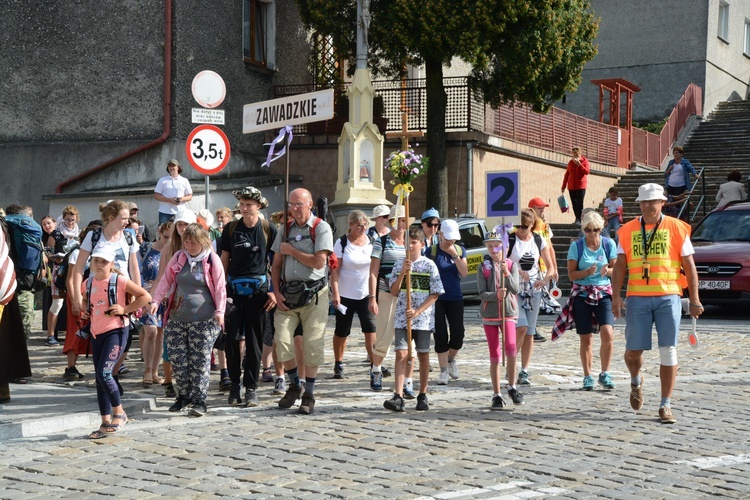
[699, 280, 731, 290]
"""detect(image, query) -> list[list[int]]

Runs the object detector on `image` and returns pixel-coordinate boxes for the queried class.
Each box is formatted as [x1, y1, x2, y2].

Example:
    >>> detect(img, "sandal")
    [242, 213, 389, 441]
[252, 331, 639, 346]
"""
[151, 373, 163, 385]
[142, 375, 153, 386]
[89, 424, 110, 440]
[106, 413, 128, 433]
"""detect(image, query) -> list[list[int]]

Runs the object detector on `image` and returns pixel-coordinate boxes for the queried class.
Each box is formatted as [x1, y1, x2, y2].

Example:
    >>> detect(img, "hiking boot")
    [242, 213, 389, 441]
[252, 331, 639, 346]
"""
[190, 402, 207, 417]
[448, 360, 459, 380]
[630, 377, 644, 411]
[244, 388, 260, 407]
[228, 384, 242, 406]
[491, 394, 507, 410]
[508, 387, 525, 405]
[46, 336, 59, 346]
[382, 366, 391, 378]
[598, 372, 615, 390]
[416, 393, 429, 411]
[517, 370, 531, 386]
[299, 393, 315, 415]
[384, 393, 405, 412]
[165, 383, 176, 398]
[219, 377, 233, 392]
[273, 376, 286, 395]
[582, 375, 595, 391]
[333, 363, 344, 379]
[403, 380, 416, 399]
[169, 397, 189, 412]
[278, 384, 302, 409]
[533, 333, 547, 343]
[437, 371, 450, 385]
[370, 370, 383, 392]
[659, 406, 676, 424]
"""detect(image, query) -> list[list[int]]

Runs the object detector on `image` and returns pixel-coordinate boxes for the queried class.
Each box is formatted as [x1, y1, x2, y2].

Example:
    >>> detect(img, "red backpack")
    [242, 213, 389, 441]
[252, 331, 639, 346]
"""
[286, 217, 338, 270]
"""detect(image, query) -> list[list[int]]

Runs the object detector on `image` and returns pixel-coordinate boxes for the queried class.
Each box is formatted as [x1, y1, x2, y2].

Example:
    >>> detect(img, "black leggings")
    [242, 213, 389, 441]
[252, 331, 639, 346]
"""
[92, 328, 126, 415]
[433, 299, 465, 353]
[225, 292, 269, 389]
[569, 189, 586, 222]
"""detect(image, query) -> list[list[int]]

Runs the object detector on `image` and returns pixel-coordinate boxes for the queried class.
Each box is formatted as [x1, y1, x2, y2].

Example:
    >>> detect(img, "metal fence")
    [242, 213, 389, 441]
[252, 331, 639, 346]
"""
[273, 78, 701, 168]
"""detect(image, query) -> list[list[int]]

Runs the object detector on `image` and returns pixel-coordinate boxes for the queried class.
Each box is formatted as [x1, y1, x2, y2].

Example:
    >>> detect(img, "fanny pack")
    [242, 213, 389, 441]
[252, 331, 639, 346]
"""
[281, 278, 326, 309]
[229, 275, 267, 296]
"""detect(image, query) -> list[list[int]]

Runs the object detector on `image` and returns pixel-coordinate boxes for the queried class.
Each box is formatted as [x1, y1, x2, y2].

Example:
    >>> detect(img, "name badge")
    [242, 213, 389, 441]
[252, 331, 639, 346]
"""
[295, 234, 302, 242]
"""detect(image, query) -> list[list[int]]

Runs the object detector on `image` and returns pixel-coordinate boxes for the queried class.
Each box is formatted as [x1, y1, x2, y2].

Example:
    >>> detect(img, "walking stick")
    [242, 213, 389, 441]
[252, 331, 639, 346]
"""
[500, 259, 506, 367]
[405, 197, 413, 363]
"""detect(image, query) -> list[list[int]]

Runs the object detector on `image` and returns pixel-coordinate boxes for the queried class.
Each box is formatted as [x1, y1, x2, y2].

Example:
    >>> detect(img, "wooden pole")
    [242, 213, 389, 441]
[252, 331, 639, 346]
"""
[281, 133, 290, 279]
[405, 195, 412, 362]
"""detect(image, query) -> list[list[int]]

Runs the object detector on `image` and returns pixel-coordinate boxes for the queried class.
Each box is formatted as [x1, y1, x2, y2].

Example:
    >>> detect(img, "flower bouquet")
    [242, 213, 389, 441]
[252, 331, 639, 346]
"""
[385, 146, 429, 187]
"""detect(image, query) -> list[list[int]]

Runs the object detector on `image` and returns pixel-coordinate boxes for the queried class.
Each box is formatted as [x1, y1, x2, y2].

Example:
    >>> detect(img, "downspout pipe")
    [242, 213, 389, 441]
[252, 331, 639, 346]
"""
[55, 1, 172, 193]
[466, 141, 475, 216]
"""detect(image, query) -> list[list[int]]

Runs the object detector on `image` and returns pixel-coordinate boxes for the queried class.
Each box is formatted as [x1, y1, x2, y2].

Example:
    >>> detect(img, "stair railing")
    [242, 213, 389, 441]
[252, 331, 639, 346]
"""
[677, 167, 707, 222]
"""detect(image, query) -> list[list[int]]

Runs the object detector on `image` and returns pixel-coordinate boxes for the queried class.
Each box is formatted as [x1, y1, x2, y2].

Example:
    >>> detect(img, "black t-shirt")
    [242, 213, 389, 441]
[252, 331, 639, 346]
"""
[221, 219, 277, 278]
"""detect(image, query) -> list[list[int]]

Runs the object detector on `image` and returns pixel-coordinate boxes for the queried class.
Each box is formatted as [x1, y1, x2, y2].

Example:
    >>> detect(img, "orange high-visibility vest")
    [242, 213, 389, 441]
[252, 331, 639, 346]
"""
[619, 215, 690, 296]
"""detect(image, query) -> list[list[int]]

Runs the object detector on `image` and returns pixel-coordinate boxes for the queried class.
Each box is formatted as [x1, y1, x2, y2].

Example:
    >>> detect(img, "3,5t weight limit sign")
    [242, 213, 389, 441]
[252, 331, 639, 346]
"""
[186, 124, 231, 175]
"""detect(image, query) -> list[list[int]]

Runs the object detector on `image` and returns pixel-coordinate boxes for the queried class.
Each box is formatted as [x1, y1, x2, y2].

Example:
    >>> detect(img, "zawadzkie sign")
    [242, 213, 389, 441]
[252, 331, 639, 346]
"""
[242, 89, 334, 134]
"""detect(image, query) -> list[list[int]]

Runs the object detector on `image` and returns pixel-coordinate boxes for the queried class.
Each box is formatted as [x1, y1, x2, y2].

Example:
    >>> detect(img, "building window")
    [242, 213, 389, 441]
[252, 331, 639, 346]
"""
[718, 1, 729, 42]
[745, 20, 750, 55]
[243, 0, 275, 70]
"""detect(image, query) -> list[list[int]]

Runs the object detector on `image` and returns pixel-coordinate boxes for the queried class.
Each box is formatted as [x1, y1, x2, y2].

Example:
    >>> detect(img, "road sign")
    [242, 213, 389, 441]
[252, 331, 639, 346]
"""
[242, 89, 334, 134]
[486, 171, 520, 218]
[191, 108, 225, 125]
[185, 124, 231, 175]
[192, 71, 226, 109]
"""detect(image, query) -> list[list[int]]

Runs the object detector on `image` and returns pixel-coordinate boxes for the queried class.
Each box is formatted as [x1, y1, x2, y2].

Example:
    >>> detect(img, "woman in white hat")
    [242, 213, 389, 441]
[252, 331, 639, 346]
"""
[367, 205, 391, 240]
[426, 219, 468, 385]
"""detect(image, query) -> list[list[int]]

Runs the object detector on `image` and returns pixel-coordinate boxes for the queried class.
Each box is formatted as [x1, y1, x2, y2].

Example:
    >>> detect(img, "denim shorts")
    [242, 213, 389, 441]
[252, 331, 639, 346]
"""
[394, 328, 431, 353]
[573, 294, 614, 335]
[141, 303, 166, 328]
[624, 295, 681, 350]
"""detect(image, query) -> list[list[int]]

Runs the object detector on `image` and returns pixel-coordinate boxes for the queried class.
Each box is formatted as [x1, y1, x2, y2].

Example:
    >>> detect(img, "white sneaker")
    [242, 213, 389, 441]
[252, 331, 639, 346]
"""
[448, 360, 459, 380]
[437, 370, 450, 385]
[273, 376, 286, 395]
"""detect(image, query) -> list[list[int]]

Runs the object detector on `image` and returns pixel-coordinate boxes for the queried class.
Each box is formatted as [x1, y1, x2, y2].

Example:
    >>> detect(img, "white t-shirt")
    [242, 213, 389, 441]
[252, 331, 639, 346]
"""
[604, 197, 623, 217]
[333, 236, 373, 300]
[154, 175, 193, 215]
[508, 235, 547, 282]
[667, 162, 685, 187]
[81, 231, 139, 280]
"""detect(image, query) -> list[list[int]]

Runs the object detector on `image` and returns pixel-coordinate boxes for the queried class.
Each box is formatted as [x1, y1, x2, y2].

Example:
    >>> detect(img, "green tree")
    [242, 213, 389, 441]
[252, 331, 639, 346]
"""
[296, 0, 598, 215]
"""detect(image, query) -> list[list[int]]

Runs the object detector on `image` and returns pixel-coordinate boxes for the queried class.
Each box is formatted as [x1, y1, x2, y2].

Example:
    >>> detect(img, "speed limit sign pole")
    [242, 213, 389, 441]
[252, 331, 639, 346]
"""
[186, 124, 231, 211]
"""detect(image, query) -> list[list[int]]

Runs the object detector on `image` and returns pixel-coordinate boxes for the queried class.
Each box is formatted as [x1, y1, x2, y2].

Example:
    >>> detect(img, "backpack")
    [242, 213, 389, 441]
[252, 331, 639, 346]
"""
[2, 214, 45, 291]
[286, 217, 338, 270]
[574, 236, 615, 268]
[428, 243, 463, 260]
[85, 272, 120, 312]
[54, 243, 81, 295]
[90, 227, 134, 249]
[506, 232, 543, 260]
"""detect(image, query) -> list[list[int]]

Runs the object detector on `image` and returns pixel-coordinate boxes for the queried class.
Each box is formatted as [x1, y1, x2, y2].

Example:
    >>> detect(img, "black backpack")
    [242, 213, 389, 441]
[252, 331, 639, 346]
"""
[54, 243, 81, 295]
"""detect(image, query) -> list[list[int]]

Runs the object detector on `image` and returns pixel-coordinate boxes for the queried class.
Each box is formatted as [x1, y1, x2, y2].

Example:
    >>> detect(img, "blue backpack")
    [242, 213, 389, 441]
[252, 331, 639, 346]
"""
[2, 214, 45, 291]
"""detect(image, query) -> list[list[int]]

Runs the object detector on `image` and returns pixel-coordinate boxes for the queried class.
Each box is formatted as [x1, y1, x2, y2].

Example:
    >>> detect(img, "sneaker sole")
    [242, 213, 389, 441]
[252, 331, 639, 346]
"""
[491, 405, 509, 411]
[416, 405, 429, 411]
[245, 401, 260, 408]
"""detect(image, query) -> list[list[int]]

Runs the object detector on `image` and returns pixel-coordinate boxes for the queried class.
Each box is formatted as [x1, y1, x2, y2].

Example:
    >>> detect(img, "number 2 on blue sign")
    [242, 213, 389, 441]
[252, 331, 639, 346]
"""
[486, 171, 519, 217]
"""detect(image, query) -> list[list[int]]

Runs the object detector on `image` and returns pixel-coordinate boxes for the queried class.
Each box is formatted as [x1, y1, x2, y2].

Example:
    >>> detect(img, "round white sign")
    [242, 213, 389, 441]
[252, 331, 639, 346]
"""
[191, 70, 226, 109]
[185, 125, 231, 175]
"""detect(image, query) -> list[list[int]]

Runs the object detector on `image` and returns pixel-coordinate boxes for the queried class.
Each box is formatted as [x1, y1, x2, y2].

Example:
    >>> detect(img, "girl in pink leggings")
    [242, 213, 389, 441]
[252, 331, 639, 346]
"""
[477, 227, 524, 410]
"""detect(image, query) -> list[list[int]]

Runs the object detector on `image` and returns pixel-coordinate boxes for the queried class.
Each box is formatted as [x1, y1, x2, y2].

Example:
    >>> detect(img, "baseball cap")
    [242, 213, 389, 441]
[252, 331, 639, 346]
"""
[440, 219, 461, 240]
[174, 209, 197, 225]
[528, 197, 549, 208]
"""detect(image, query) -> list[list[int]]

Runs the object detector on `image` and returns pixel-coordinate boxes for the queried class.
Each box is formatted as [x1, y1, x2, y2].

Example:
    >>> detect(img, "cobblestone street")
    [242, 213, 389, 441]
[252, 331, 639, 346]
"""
[1, 304, 749, 498]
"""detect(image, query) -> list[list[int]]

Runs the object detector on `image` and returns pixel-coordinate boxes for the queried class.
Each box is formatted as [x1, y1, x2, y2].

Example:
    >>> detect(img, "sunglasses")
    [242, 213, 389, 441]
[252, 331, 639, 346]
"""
[425, 222, 440, 228]
[583, 227, 601, 233]
[515, 224, 531, 230]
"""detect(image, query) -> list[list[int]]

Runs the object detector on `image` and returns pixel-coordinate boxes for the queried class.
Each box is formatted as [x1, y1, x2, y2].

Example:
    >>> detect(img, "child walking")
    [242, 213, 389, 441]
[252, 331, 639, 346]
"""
[84, 243, 151, 439]
[384, 227, 444, 412]
[478, 227, 524, 410]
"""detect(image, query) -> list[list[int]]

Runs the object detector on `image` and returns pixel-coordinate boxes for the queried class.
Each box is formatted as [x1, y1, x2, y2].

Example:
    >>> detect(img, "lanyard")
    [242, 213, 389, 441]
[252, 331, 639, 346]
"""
[640, 215, 663, 260]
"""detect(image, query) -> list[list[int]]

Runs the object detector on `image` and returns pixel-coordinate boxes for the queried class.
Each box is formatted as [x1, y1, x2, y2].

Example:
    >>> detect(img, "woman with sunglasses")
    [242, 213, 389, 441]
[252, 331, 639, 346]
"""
[508, 209, 555, 387]
[420, 208, 441, 247]
[559, 211, 617, 391]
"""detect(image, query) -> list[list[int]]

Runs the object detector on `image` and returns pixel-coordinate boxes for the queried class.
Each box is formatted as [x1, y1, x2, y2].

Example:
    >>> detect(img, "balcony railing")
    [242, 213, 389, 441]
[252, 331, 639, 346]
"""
[274, 78, 700, 168]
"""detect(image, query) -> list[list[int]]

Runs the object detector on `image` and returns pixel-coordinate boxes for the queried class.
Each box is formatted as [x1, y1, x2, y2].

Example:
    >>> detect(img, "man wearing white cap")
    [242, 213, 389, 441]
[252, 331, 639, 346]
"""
[612, 183, 703, 425]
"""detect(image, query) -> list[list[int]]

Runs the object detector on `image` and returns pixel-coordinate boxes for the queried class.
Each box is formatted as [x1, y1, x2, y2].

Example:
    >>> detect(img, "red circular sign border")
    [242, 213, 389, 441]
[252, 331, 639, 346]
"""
[185, 124, 231, 175]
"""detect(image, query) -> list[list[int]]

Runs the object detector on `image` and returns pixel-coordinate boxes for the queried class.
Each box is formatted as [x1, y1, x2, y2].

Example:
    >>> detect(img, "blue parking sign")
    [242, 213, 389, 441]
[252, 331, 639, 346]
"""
[486, 171, 520, 218]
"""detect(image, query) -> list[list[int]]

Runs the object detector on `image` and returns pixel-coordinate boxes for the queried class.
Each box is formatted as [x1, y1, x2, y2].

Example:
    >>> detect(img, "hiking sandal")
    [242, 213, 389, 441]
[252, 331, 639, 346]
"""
[89, 424, 109, 440]
[106, 413, 128, 433]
